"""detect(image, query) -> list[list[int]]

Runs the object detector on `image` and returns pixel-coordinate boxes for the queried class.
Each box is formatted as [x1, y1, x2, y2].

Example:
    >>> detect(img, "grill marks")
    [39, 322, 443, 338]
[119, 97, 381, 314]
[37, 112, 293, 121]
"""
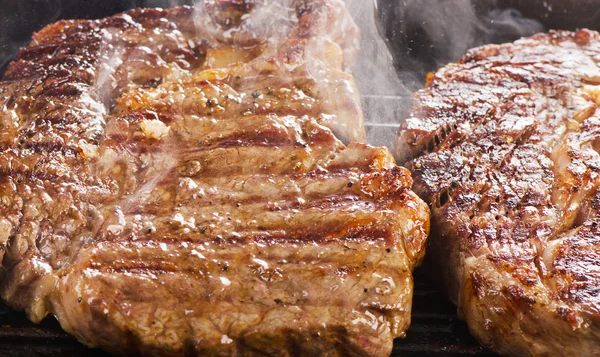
[0, 17, 111, 280]
[550, 221, 600, 313]
[70, 237, 413, 356]
[102, 113, 335, 156]
[108, 214, 393, 247]
[140, 198, 388, 241]
[95, 148, 411, 247]
[115, 76, 320, 121]
[92, 89, 409, 247]
[84, 239, 409, 300]
[0, 18, 107, 187]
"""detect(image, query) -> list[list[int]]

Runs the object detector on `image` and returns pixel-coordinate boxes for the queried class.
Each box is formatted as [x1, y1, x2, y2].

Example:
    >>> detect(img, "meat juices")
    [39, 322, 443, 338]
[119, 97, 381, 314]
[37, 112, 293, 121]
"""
[0, 1, 429, 356]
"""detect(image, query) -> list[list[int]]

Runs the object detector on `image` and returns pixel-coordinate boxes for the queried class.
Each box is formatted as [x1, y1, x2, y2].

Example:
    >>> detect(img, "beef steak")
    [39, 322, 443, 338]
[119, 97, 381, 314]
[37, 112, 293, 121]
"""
[0, 1, 429, 356]
[397, 29, 600, 356]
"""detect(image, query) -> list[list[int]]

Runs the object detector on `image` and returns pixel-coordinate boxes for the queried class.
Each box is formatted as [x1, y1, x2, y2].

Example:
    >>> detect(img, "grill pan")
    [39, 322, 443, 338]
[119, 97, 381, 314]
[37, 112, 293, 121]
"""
[0, 0, 590, 355]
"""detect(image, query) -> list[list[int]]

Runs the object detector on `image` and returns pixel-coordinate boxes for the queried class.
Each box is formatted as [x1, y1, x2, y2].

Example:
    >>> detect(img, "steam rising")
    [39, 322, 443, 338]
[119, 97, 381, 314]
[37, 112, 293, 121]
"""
[379, 0, 545, 91]
[344, 0, 413, 147]
[350, 0, 545, 147]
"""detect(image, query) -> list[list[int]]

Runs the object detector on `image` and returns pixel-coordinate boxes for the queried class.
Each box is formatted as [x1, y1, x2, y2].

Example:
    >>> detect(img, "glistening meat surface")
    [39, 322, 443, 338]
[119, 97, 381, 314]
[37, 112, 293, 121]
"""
[0, 1, 429, 356]
[397, 29, 600, 356]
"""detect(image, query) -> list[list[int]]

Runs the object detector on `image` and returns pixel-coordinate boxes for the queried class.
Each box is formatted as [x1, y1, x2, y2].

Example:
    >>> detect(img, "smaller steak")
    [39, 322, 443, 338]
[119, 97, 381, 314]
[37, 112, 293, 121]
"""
[397, 29, 600, 356]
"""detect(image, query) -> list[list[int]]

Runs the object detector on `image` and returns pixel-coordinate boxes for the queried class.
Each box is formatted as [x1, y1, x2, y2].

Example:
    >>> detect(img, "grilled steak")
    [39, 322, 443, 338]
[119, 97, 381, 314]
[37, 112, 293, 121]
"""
[396, 29, 600, 356]
[0, 1, 429, 356]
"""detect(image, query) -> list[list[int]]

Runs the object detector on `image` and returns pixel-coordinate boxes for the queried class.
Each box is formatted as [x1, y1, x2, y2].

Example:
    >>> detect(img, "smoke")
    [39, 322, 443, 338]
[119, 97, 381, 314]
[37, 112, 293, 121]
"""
[191, 0, 297, 49]
[377, 0, 545, 91]
[342, 0, 546, 148]
[343, 0, 412, 147]
[144, 0, 192, 7]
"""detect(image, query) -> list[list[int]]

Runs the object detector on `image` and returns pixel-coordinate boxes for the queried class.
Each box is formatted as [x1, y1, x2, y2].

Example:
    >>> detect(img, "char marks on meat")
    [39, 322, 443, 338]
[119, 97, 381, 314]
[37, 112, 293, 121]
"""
[397, 29, 600, 356]
[0, 1, 429, 356]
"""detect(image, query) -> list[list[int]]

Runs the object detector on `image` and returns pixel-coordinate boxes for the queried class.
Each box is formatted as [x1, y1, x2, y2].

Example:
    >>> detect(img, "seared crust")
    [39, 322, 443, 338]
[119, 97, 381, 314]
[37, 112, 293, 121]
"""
[397, 29, 600, 356]
[0, 2, 429, 356]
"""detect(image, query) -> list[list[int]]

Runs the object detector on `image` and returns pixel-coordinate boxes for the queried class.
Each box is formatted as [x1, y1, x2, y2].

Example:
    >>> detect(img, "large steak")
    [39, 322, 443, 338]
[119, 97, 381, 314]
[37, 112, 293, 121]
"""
[397, 29, 600, 356]
[0, 1, 429, 356]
